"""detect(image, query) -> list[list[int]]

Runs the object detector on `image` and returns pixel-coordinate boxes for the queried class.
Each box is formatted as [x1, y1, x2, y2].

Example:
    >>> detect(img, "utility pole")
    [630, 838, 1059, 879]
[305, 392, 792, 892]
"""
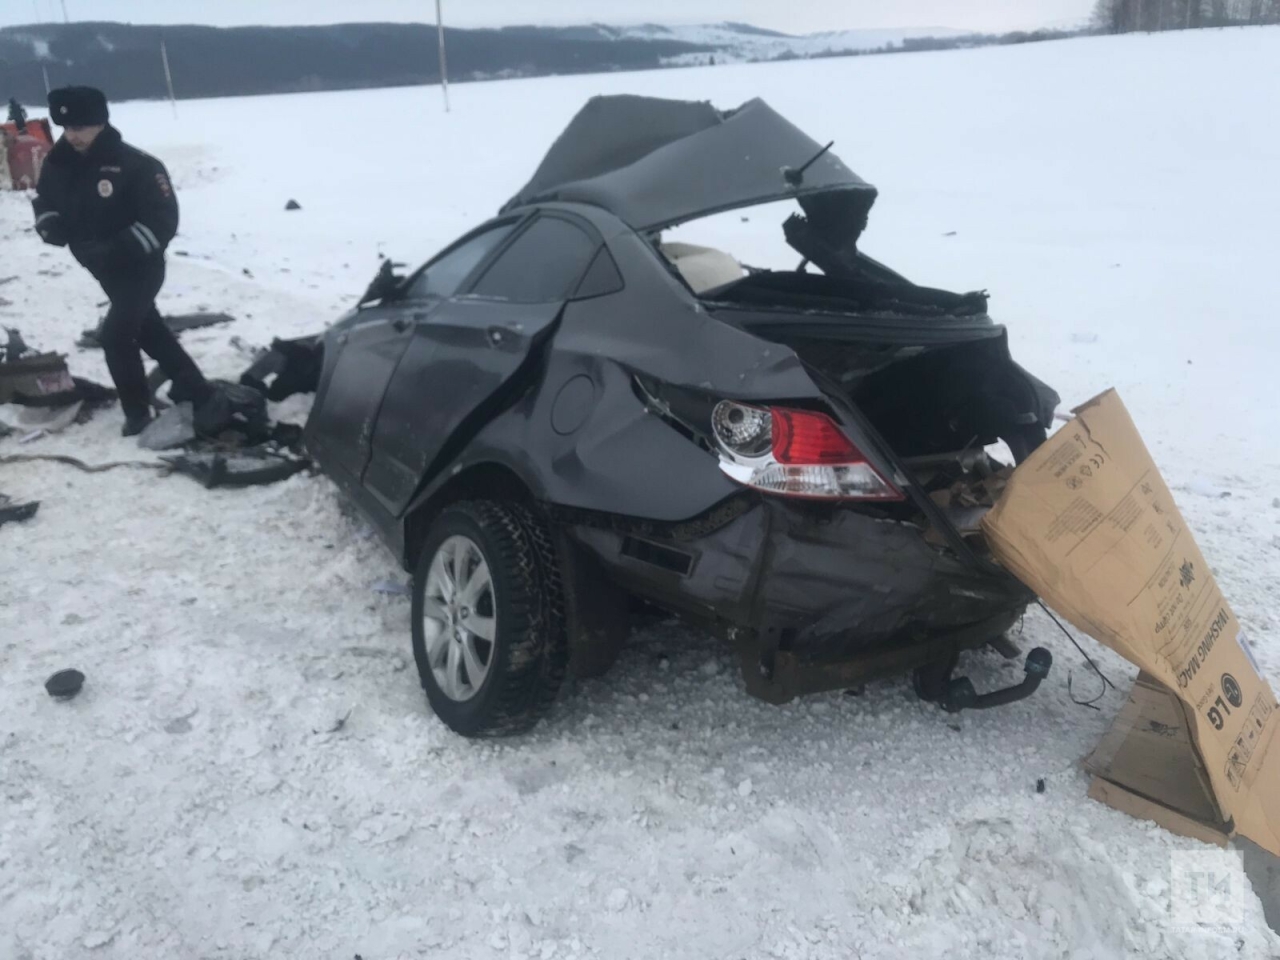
[60, 0, 68, 23]
[161, 38, 178, 118]
[42, 64, 51, 95]
[436, 0, 450, 113]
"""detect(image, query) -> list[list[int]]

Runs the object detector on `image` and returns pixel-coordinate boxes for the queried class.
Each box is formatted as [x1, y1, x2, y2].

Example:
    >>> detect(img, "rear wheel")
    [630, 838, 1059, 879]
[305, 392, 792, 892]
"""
[411, 500, 567, 737]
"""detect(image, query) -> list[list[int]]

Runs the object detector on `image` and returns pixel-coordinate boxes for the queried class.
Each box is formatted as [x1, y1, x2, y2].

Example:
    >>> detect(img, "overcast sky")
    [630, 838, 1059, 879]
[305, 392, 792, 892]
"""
[9, 1, 1093, 35]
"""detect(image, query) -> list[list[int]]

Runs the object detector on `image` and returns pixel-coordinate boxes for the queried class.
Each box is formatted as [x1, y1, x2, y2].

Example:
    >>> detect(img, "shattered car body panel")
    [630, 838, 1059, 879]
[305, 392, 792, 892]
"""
[302, 96, 1059, 713]
[501, 96, 877, 234]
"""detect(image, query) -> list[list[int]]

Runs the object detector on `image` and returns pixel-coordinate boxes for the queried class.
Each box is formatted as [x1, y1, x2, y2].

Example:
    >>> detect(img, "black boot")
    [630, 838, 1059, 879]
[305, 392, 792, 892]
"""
[169, 373, 214, 406]
[122, 413, 153, 437]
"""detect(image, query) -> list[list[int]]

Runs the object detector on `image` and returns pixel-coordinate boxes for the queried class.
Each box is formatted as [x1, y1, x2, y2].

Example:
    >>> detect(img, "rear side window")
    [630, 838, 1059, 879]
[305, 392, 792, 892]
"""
[406, 221, 516, 300]
[469, 216, 598, 303]
[573, 247, 625, 299]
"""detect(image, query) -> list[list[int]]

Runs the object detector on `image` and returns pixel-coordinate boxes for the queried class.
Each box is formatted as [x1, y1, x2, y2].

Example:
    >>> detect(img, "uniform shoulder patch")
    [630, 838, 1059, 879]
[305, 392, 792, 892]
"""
[155, 172, 172, 198]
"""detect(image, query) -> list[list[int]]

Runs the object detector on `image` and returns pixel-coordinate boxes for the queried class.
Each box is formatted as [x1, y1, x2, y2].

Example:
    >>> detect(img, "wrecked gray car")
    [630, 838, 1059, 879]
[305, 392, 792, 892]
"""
[297, 96, 1060, 736]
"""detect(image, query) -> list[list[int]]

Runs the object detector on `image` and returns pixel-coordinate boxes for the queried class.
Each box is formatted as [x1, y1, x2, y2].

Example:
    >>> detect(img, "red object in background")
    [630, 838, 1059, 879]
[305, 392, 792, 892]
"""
[2, 118, 54, 190]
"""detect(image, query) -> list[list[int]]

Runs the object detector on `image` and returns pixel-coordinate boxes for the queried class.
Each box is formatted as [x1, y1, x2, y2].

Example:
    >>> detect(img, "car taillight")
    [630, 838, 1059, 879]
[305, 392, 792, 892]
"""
[771, 408, 859, 465]
[711, 400, 903, 501]
[711, 399, 772, 458]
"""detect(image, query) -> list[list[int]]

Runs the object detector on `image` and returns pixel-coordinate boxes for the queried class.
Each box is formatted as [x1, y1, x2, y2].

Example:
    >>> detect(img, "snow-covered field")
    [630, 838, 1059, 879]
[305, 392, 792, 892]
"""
[3, 25, 1280, 960]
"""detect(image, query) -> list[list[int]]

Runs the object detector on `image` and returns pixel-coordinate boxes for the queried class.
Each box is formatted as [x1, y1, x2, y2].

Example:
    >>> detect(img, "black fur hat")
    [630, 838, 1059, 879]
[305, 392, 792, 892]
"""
[48, 86, 109, 127]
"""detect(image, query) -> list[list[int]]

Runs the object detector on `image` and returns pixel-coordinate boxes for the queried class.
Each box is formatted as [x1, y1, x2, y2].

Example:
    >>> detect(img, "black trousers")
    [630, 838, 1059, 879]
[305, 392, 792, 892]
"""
[96, 257, 208, 421]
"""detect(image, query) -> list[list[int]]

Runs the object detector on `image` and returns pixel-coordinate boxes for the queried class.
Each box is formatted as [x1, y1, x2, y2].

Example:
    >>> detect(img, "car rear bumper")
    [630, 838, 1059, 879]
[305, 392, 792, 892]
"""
[564, 496, 1032, 700]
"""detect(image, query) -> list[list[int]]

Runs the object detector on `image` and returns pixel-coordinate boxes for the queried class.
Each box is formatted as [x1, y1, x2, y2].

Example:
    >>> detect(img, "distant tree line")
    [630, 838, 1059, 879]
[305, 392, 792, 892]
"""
[900, 28, 1086, 51]
[766, 27, 1089, 63]
[0, 22, 713, 105]
[1092, 0, 1280, 32]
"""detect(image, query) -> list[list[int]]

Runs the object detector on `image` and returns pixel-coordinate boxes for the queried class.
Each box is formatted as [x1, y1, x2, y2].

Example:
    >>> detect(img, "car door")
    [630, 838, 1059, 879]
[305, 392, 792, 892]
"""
[362, 213, 604, 515]
[307, 219, 519, 489]
[306, 303, 416, 484]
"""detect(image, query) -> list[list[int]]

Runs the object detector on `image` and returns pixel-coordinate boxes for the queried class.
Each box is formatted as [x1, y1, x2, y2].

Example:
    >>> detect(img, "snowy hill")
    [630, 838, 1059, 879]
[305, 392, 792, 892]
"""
[0, 19, 972, 103]
[4, 25, 1280, 960]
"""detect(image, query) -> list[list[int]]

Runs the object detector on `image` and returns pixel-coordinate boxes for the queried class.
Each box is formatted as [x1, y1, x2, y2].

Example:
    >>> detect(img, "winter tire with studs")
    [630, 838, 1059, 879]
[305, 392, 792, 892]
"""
[411, 500, 567, 737]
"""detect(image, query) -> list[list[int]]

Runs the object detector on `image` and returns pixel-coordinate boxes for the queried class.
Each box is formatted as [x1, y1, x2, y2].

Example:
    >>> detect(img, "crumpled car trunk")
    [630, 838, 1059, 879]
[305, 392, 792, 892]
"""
[784, 325, 1052, 460]
[701, 274, 1059, 556]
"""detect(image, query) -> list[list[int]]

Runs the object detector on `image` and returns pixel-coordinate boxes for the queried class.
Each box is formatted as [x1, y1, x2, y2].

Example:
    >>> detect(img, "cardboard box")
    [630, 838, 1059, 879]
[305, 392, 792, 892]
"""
[1083, 671, 1230, 847]
[982, 389, 1280, 857]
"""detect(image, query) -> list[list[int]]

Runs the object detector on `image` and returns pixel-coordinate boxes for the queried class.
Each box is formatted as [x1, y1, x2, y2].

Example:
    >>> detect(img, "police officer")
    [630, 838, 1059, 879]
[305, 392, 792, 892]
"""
[7, 97, 26, 130]
[32, 86, 211, 436]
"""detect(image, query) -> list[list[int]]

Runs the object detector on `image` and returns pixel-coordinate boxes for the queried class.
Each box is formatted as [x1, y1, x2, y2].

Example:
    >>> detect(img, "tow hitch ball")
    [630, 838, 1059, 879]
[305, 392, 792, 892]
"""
[918, 647, 1054, 713]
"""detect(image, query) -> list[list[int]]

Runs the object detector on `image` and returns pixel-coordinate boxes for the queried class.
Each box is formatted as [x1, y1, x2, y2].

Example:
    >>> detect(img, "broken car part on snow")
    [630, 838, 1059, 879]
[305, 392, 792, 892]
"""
[291, 95, 1062, 737]
[0, 328, 117, 442]
[43, 668, 85, 699]
[0, 492, 39, 526]
[0, 325, 311, 489]
[76, 311, 235, 350]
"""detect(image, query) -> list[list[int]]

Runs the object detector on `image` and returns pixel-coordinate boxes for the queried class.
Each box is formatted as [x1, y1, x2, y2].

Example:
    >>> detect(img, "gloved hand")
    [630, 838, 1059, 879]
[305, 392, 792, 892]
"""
[108, 225, 159, 265]
[69, 239, 113, 273]
[34, 213, 68, 247]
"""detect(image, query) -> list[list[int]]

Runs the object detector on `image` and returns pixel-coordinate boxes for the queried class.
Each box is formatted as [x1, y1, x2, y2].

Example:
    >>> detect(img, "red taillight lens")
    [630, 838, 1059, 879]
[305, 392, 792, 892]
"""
[770, 408, 862, 465]
[710, 401, 905, 502]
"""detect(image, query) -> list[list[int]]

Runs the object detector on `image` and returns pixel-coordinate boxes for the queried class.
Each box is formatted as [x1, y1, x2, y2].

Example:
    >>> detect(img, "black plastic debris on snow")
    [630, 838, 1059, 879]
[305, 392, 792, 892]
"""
[0, 338, 73, 404]
[0, 494, 40, 526]
[141, 375, 276, 446]
[1, 327, 118, 427]
[161, 450, 311, 489]
[193, 380, 273, 444]
[238, 335, 323, 402]
[141, 379, 312, 488]
[77, 312, 236, 350]
[45, 668, 84, 699]
[285, 199, 302, 211]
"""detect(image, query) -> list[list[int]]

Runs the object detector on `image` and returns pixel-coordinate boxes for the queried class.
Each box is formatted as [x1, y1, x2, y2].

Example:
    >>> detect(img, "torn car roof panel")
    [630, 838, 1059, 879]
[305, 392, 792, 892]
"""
[501, 96, 878, 233]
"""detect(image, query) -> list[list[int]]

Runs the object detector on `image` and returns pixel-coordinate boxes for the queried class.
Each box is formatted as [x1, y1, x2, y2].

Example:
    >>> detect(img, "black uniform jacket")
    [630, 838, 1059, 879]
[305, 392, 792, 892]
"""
[32, 124, 179, 283]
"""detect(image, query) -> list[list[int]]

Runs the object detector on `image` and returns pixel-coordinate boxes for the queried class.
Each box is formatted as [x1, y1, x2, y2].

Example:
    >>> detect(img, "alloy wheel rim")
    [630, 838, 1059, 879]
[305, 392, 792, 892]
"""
[422, 535, 496, 702]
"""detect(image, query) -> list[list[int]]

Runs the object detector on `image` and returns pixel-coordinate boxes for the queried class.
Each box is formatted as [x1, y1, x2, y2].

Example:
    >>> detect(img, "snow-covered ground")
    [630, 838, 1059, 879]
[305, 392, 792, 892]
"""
[3, 24, 1280, 960]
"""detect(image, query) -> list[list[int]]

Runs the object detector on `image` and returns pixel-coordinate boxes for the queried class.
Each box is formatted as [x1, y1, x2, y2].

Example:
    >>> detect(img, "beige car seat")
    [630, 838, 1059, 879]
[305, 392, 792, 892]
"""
[660, 241, 745, 294]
